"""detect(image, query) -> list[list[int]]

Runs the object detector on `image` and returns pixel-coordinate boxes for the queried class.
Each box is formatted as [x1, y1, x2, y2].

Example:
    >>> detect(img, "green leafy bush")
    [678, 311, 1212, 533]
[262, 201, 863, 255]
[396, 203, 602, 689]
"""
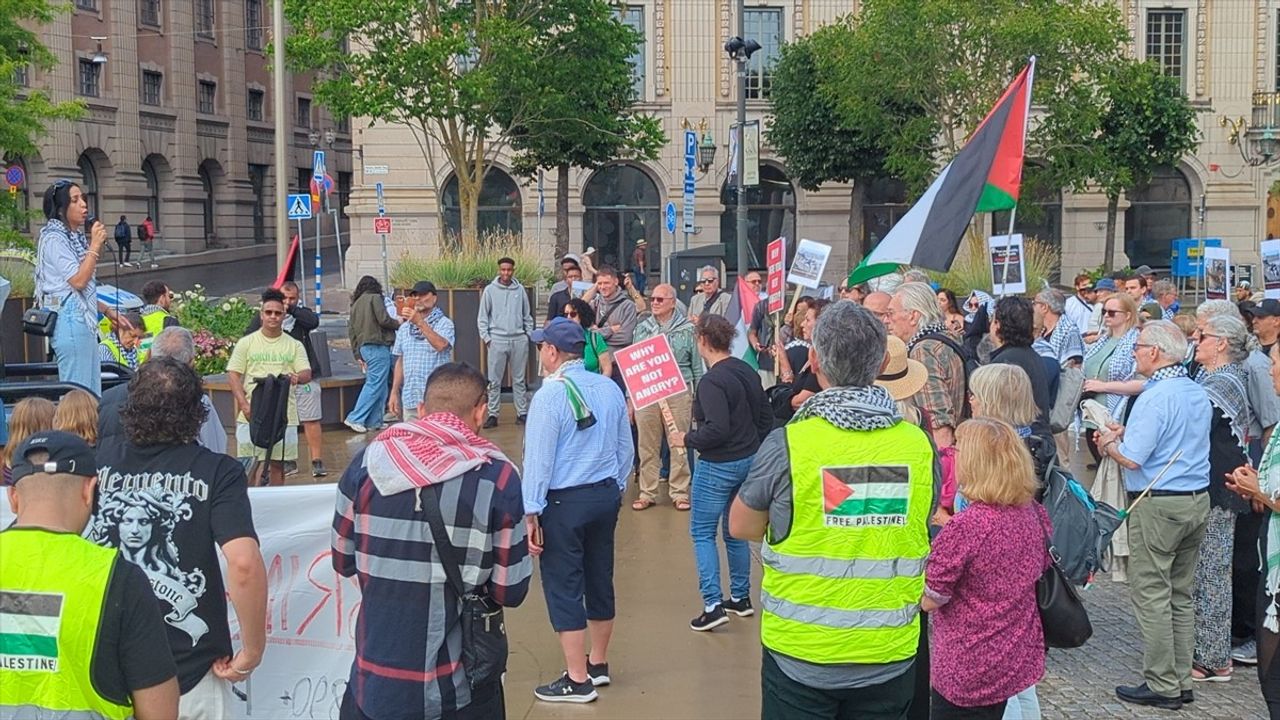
[172, 285, 259, 375]
[0, 249, 36, 298]
[390, 233, 551, 290]
[928, 230, 1060, 297]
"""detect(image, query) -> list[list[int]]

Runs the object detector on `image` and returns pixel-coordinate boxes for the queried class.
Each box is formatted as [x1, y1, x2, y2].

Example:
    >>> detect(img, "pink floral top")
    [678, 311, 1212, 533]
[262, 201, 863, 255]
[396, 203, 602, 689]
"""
[925, 501, 1051, 707]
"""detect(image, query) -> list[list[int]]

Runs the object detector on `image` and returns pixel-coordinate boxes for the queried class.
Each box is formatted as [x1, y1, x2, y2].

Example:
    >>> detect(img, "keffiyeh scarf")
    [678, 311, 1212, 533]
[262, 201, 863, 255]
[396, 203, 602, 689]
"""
[964, 290, 995, 325]
[1085, 326, 1141, 416]
[791, 385, 901, 432]
[1196, 362, 1252, 450]
[907, 322, 951, 350]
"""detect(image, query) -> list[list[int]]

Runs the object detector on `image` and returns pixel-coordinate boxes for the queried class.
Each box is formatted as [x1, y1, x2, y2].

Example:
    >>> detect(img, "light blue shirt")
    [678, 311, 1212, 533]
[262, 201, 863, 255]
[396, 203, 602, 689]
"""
[522, 362, 633, 514]
[392, 308, 456, 411]
[1118, 375, 1211, 493]
[35, 220, 97, 328]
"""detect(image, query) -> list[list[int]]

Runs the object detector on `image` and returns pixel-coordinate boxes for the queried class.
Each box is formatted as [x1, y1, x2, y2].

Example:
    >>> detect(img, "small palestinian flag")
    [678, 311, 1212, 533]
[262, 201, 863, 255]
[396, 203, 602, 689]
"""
[0, 590, 63, 672]
[822, 465, 911, 528]
[848, 59, 1035, 287]
[727, 276, 760, 370]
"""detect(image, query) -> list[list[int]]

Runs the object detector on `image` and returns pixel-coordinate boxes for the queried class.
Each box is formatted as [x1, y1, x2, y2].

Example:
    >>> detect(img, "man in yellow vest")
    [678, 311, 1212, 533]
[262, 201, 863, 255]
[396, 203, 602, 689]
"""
[0, 431, 179, 719]
[139, 280, 180, 337]
[730, 300, 936, 719]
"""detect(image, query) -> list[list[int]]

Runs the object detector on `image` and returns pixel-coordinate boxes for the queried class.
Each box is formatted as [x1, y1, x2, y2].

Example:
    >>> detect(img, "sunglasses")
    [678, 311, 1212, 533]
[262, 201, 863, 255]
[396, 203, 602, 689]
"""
[652, 296, 673, 303]
[1102, 309, 1127, 317]
[746, 278, 762, 284]
[262, 309, 285, 317]
[698, 278, 716, 285]
[565, 311, 578, 318]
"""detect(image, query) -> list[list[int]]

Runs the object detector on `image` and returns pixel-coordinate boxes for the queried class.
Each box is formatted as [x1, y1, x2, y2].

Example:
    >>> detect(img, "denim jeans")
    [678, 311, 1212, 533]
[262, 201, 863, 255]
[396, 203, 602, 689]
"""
[52, 299, 101, 397]
[347, 344, 392, 428]
[690, 454, 754, 608]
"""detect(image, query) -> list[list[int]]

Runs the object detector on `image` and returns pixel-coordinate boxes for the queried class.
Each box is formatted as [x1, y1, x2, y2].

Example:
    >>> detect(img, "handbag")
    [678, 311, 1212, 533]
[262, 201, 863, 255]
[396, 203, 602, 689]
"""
[1036, 516, 1093, 648]
[421, 485, 508, 689]
[22, 306, 57, 337]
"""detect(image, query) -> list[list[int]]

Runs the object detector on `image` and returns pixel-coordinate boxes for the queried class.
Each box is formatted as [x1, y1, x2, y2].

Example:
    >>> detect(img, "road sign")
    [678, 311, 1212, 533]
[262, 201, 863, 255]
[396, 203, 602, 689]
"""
[363, 165, 389, 176]
[684, 130, 697, 171]
[682, 129, 697, 234]
[375, 182, 386, 215]
[664, 202, 677, 234]
[287, 193, 313, 220]
[537, 169, 545, 218]
[312, 150, 326, 182]
[373, 217, 392, 235]
[5, 165, 25, 187]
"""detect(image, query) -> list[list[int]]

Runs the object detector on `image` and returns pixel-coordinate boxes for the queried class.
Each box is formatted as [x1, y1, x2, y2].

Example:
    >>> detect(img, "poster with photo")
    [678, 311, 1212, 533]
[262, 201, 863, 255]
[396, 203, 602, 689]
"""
[1263, 240, 1280, 299]
[1204, 246, 1231, 300]
[787, 239, 832, 289]
[988, 234, 1026, 295]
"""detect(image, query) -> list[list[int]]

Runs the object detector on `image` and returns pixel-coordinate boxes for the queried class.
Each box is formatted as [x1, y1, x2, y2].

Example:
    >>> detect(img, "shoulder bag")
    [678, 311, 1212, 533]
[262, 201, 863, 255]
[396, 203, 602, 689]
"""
[421, 487, 509, 689]
[23, 236, 60, 337]
[1036, 512, 1093, 648]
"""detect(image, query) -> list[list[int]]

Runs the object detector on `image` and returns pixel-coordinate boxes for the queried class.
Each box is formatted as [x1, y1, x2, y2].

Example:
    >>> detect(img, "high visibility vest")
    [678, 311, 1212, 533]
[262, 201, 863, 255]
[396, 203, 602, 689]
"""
[141, 309, 169, 338]
[100, 336, 126, 365]
[0, 529, 134, 720]
[760, 416, 934, 665]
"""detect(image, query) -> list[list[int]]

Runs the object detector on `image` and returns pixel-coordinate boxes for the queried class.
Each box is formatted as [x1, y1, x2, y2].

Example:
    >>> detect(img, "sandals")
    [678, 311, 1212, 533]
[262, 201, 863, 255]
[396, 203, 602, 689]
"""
[632, 498, 656, 511]
[674, 499, 691, 512]
[1192, 663, 1232, 683]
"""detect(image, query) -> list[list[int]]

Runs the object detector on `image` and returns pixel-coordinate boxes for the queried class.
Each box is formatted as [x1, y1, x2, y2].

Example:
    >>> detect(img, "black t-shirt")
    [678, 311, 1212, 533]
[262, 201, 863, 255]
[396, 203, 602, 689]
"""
[89, 441, 258, 692]
[547, 289, 573, 323]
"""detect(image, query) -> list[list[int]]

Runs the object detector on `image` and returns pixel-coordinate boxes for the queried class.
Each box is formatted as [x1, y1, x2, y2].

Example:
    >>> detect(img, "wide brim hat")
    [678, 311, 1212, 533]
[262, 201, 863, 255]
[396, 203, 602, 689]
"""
[876, 336, 928, 401]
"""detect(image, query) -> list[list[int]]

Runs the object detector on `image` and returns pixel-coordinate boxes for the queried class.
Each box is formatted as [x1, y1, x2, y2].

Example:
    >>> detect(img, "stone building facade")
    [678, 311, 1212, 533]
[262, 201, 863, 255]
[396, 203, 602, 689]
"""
[347, 0, 1277, 288]
[11, 0, 351, 254]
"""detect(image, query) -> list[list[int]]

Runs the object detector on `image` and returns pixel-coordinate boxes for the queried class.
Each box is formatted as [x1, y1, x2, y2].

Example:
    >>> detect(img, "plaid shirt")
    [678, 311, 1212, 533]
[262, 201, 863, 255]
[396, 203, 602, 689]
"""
[908, 329, 966, 431]
[392, 308, 456, 410]
[333, 448, 530, 718]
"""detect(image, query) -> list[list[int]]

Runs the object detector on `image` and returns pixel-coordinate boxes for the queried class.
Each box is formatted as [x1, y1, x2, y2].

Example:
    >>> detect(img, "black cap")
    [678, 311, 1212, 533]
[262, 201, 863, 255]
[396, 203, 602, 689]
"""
[410, 280, 438, 296]
[1247, 299, 1280, 318]
[10, 431, 98, 484]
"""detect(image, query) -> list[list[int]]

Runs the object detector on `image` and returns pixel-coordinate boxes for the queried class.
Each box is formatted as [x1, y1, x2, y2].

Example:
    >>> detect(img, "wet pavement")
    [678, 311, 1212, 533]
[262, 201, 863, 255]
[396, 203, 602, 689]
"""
[261, 416, 1269, 719]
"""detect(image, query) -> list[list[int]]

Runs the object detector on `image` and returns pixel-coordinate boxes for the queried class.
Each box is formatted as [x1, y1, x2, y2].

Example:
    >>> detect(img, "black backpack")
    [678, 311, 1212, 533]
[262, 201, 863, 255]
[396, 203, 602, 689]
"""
[1040, 462, 1124, 586]
[249, 375, 292, 475]
[917, 332, 980, 418]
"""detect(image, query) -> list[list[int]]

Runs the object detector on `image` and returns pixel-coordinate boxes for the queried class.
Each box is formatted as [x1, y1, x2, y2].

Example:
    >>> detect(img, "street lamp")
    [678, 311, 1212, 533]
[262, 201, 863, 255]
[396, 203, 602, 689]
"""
[698, 129, 717, 173]
[725, 26, 761, 276]
[90, 37, 108, 65]
[1220, 91, 1280, 167]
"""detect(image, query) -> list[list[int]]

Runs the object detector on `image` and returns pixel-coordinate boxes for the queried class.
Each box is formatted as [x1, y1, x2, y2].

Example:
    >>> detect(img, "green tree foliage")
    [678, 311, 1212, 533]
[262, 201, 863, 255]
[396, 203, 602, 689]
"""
[495, 0, 664, 260]
[0, 0, 84, 249]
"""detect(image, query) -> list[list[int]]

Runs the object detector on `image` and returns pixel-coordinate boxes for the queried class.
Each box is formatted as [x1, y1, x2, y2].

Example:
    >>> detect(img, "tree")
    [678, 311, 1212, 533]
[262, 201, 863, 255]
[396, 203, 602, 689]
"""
[495, 0, 664, 260]
[1042, 59, 1199, 270]
[0, 0, 84, 249]
[286, 0, 562, 247]
[767, 21, 929, 267]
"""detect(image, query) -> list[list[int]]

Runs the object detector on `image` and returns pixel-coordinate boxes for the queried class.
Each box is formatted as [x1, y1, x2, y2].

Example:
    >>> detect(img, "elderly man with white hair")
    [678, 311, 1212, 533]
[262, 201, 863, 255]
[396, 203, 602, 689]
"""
[688, 265, 731, 322]
[888, 282, 967, 448]
[1096, 320, 1211, 710]
[1034, 288, 1084, 369]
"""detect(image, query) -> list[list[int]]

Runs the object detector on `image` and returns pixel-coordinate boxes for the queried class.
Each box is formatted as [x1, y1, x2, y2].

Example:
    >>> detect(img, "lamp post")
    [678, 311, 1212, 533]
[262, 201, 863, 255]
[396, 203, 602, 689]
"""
[725, 19, 761, 277]
[1220, 91, 1280, 167]
[273, 0, 289, 272]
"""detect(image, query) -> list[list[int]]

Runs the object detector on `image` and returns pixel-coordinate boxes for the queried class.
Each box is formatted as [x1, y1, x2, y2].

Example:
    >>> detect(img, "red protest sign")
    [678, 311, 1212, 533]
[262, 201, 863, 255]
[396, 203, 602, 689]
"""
[615, 334, 690, 411]
[767, 237, 785, 314]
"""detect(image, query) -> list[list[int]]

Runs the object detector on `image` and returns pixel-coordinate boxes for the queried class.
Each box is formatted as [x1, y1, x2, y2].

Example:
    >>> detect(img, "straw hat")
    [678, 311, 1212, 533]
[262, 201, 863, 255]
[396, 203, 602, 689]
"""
[876, 336, 927, 401]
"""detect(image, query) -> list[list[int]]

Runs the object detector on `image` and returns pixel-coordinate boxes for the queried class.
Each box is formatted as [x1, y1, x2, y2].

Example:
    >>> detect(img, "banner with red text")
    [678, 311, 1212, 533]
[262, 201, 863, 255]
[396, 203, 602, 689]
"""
[615, 334, 690, 410]
[767, 237, 786, 313]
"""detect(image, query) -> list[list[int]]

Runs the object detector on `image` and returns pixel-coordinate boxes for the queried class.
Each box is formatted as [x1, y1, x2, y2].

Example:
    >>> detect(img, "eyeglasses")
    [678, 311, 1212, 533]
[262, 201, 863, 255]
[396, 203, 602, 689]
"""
[652, 296, 673, 303]
[1102, 309, 1127, 317]
[565, 311, 578, 319]
[1134, 343, 1154, 351]
[746, 278, 762, 285]
[262, 310, 285, 317]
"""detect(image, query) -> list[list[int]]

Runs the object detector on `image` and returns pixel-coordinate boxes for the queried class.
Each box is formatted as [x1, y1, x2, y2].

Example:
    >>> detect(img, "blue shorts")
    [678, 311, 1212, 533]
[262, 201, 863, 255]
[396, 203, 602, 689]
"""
[538, 480, 621, 632]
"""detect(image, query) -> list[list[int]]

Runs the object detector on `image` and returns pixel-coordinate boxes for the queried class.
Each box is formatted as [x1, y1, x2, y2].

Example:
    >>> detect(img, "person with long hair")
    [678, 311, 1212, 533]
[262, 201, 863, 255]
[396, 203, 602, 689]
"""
[1082, 292, 1143, 462]
[563, 297, 612, 376]
[34, 181, 133, 395]
[968, 364, 1056, 481]
[2, 397, 56, 485]
[53, 388, 100, 447]
[937, 289, 965, 337]
[345, 275, 400, 433]
[923, 418, 1050, 720]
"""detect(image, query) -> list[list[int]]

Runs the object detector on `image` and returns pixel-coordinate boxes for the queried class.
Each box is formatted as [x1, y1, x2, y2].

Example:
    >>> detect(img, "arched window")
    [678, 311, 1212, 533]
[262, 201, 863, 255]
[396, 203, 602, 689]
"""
[1125, 166, 1191, 269]
[582, 164, 661, 273]
[441, 168, 522, 239]
[142, 158, 161, 229]
[721, 164, 795, 272]
[862, 177, 909, 256]
[198, 162, 216, 243]
[77, 153, 99, 219]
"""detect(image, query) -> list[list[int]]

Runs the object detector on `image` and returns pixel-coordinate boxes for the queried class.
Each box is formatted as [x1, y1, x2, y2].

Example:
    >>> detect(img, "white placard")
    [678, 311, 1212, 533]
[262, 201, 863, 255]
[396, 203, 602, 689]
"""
[786, 239, 832, 289]
[1204, 246, 1231, 300]
[1262, 240, 1280, 300]
[988, 234, 1027, 295]
[571, 280, 594, 297]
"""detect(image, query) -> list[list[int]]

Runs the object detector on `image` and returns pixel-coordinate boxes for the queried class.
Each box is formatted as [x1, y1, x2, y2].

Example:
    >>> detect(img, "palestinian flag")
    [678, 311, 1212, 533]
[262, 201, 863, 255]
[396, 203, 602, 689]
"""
[728, 276, 759, 370]
[0, 590, 63, 672]
[822, 465, 911, 528]
[848, 59, 1035, 286]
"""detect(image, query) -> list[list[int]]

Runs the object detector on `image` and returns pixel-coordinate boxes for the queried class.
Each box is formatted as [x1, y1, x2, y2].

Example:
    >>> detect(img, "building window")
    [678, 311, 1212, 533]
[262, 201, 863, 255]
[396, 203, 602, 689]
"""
[336, 115, 349, 133]
[441, 169, 523, 239]
[862, 177, 909, 256]
[140, 0, 161, 26]
[1124, 165, 1191, 269]
[198, 80, 216, 114]
[245, 0, 263, 50]
[1146, 10, 1186, 87]
[141, 71, 162, 106]
[78, 153, 100, 219]
[75, 0, 97, 10]
[743, 8, 784, 100]
[296, 97, 311, 128]
[249, 164, 268, 243]
[78, 59, 101, 97]
[1275, 9, 1280, 91]
[582, 164, 660, 272]
[195, 0, 215, 38]
[247, 89, 265, 121]
[720, 163, 795, 272]
[142, 158, 162, 228]
[337, 171, 351, 218]
[619, 6, 645, 100]
[14, 64, 28, 87]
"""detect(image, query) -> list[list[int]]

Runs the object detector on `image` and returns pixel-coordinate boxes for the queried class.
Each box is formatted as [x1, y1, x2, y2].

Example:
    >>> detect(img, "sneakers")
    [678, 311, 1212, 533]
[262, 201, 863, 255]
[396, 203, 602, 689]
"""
[690, 605, 730, 632]
[722, 597, 754, 617]
[483, 416, 498, 429]
[283, 461, 298, 477]
[311, 460, 327, 478]
[586, 657, 610, 686]
[533, 673, 597, 703]
[1233, 639, 1258, 666]
[343, 419, 367, 434]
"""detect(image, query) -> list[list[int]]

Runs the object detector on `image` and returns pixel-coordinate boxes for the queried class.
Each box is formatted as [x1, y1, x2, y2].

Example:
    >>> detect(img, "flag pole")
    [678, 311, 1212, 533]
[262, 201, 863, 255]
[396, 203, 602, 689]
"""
[998, 56, 1036, 297]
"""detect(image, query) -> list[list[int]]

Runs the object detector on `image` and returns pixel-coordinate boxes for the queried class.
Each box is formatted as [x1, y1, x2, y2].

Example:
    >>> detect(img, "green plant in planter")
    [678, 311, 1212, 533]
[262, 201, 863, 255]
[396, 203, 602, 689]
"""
[390, 233, 552, 290]
[172, 285, 259, 374]
[927, 230, 1060, 297]
[0, 249, 36, 298]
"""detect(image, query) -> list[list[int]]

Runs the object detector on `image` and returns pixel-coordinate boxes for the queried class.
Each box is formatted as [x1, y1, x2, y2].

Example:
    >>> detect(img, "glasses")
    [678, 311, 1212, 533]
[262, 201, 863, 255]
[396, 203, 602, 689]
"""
[262, 310, 285, 317]
[746, 278, 762, 285]
[1134, 343, 1154, 351]
[565, 311, 578, 319]
[652, 296, 673, 303]
[1198, 332, 1223, 341]
[1102, 309, 1127, 317]
[698, 278, 716, 285]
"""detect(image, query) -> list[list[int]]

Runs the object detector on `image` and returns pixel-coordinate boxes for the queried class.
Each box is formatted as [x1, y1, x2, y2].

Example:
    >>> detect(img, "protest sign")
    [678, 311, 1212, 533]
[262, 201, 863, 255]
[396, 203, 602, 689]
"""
[1263, 239, 1280, 299]
[787, 239, 831, 289]
[615, 334, 690, 411]
[1204, 246, 1231, 300]
[988, 234, 1027, 295]
[767, 237, 786, 313]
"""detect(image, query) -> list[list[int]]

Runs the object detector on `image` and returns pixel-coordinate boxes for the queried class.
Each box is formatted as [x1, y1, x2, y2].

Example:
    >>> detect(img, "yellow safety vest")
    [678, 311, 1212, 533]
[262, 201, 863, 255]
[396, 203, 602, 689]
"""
[0, 528, 134, 720]
[100, 336, 126, 366]
[760, 416, 934, 665]
[140, 310, 169, 338]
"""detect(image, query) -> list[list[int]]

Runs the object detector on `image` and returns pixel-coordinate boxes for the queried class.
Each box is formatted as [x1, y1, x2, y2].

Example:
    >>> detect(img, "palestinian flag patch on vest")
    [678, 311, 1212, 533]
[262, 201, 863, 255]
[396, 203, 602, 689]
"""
[821, 465, 910, 528]
[0, 590, 63, 672]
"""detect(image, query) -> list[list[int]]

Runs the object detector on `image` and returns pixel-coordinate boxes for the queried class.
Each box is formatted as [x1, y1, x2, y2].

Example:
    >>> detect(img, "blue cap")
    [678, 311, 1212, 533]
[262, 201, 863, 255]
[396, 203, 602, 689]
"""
[531, 317, 586, 353]
[1095, 278, 1117, 292]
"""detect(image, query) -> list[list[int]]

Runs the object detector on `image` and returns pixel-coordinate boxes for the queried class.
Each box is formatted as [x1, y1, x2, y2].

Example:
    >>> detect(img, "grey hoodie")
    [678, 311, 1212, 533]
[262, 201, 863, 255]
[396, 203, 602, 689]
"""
[591, 289, 638, 349]
[478, 277, 534, 341]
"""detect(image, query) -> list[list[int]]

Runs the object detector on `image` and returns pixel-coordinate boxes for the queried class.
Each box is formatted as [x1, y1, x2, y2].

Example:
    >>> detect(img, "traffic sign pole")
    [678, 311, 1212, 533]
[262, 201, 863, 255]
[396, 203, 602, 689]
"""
[297, 219, 306, 305]
[314, 209, 323, 315]
[375, 182, 389, 289]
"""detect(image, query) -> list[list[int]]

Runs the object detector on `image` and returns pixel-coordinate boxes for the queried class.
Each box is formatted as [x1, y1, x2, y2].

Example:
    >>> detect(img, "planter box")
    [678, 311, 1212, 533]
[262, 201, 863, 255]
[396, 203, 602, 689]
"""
[435, 287, 538, 385]
[1, 297, 47, 367]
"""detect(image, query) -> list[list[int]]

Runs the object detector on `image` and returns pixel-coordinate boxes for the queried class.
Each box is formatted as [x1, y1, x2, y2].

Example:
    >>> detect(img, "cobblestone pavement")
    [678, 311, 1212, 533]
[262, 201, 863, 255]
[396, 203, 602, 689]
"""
[1039, 577, 1266, 719]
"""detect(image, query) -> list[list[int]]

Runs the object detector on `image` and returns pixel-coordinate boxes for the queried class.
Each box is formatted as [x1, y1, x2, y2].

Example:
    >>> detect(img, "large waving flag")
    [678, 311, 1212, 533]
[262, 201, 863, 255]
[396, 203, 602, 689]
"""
[728, 276, 760, 370]
[848, 59, 1035, 286]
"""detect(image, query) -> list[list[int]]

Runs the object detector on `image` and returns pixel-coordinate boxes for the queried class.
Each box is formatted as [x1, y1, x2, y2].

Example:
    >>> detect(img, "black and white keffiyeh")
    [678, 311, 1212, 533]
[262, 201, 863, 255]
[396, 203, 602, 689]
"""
[907, 322, 950, 350]
[1147, 363, 1188, 383]
[1196, 362, 1252, 449]
[791, 385, 901, 431]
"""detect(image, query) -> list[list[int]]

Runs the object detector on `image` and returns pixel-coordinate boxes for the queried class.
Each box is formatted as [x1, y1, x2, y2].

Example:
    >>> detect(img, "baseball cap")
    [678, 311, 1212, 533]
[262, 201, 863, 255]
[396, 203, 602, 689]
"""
[560, 253, 582, 266]
[1095, 278, 1117, 292]
[410, 280, 438, 295]
[531, 317, 586, 354]
[1141, 302, 1162, 319]
[1238, 280, 1254, 290]
[10, 431, 97, 484]
[1134, 265, 1154, 276]
[1247, 299, 1280, 318]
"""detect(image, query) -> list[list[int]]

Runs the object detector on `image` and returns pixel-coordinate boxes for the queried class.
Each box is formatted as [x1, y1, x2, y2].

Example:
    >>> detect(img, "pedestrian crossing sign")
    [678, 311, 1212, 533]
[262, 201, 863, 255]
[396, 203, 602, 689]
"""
[287, 193, 313, 220]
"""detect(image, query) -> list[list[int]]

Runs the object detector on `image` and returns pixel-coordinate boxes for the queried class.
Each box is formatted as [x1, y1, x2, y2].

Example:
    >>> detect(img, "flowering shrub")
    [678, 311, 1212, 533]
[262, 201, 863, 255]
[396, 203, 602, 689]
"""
[172, 285, 258, 375]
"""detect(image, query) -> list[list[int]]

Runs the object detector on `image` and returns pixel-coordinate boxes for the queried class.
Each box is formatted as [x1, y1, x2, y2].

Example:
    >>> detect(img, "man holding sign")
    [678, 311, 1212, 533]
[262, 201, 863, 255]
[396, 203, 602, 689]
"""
[627, 284, 702, 511]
